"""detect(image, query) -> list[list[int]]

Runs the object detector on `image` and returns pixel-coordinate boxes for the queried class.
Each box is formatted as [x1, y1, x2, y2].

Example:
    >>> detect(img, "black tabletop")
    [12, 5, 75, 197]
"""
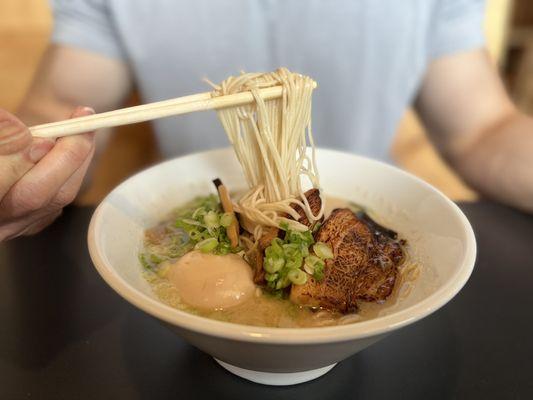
[1, 201, 532, 399]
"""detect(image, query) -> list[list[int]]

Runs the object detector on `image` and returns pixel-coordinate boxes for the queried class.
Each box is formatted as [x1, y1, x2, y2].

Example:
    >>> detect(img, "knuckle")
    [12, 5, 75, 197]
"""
[52, 189, 77, 208]
[0, 108, 15, 120]
[25, 210, 62, 236]
[0, 227, 12, 242]
[0, 120, 31, 156]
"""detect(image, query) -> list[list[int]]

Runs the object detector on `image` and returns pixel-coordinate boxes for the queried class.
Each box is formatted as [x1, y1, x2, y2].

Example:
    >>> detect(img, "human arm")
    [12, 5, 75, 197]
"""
[415, 49, 533, 212]
[0, 44, 132, 241]
[18, 43, 132, 150]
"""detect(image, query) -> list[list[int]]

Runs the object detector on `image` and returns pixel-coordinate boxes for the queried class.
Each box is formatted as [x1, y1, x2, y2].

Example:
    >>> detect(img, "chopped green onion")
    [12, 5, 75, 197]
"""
[285, 254, 303, 270]
[313, 242, 334, 260]
[195, 237, 219, 253]
[288, 269, 308, 285]
[270, 238, 284, 253]
[305, 255, 322, 268]
[264, 256, 285, 273]
[203, 211, 220, 229]
[265, 272, 278, 282]
[142, 195, 239, 262]
[217, 244, 230, 255]
[313, 271, 324, 282]
[282, 243, 300, 256]
[300, 244, 309, 257]
[138, 254, 151, 270]
[175, 219, 197, 232]
[168, 242, 194, 258]
[201, 230, 214, 240]
[303, 263, 314, 275]
[260, 222, 330, 290]
[265, 240, 284, 259]
[313, 262, 325, 281]
[188, 229, 202, 241]
[304, 255, 325, 280]
[182, 218, 202, 226]
[149, 253, 164, 264]
[192, 206, 206, 220]
[220, 212, 233, 227]
[275, 276, 291, 290]
[285, 229, 314, 247]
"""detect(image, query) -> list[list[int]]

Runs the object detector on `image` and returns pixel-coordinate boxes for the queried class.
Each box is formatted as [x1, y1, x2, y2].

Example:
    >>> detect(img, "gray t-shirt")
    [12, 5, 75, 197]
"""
[51, 0, 485, 160]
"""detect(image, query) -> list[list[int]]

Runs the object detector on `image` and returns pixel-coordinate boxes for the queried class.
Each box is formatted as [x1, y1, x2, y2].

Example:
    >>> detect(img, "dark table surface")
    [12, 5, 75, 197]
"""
[1, 201, 532, 400]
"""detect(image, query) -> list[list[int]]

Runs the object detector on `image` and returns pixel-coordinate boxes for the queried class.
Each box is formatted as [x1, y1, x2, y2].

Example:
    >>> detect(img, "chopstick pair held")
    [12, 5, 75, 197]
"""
[29, 85, 308, 139]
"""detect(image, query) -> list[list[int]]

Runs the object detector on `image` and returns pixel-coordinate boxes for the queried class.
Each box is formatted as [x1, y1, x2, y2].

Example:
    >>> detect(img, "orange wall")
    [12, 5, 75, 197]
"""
[0, 0, 51, 111]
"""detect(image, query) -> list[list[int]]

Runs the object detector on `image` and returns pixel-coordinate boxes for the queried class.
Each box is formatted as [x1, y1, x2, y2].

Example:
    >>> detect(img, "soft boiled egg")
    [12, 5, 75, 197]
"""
[167, 250, 255, 311]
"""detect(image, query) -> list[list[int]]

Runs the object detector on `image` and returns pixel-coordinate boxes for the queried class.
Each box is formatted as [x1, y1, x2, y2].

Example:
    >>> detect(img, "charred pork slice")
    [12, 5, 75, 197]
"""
[292, 188, 323, 229]
[290, 208, 404, 313]
[246, 188, 324, 284]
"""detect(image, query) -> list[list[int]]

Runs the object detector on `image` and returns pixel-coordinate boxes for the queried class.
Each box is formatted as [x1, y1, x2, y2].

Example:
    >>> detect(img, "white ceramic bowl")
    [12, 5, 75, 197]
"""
[88, 147, 476, 386]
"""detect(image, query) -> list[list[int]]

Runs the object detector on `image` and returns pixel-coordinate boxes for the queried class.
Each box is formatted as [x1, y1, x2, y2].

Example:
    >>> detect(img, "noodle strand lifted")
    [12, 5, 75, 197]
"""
[209, 68, 324, 237]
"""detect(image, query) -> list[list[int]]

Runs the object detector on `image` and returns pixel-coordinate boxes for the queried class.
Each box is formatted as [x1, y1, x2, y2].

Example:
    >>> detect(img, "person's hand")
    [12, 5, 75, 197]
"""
[0, 107, 96, 241]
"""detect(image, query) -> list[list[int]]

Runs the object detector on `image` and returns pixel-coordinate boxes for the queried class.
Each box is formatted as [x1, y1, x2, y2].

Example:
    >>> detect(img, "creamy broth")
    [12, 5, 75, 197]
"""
[145, 269, 416, 328]
[142, 196, 419, 328]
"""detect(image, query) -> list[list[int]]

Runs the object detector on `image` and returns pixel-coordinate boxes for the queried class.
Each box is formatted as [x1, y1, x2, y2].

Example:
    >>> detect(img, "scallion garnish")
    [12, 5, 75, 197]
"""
[195, 237, 219, 253]
[313, 242, 334, 260]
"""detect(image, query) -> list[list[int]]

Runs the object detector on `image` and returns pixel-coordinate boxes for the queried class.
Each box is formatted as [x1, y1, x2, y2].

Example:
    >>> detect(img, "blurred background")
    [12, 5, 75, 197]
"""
[1, 0, 532, 205]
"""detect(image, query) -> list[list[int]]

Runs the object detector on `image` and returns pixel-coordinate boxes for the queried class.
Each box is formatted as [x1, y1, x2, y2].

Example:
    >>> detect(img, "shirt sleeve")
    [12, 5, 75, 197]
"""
[49, 0, 126, 60]
[429, 0, 486, 60]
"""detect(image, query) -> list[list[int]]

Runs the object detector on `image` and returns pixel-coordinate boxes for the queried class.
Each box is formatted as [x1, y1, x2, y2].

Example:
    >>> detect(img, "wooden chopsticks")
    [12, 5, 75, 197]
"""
[29, 85, 297, 139]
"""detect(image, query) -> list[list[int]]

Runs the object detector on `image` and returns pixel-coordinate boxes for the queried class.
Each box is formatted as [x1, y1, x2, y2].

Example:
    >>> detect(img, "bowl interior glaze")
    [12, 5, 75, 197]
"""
[88, 147, 476, 345]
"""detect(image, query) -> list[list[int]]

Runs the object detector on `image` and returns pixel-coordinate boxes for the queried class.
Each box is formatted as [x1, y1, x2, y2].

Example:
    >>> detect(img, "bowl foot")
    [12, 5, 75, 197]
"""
[214, 359, 337, 386]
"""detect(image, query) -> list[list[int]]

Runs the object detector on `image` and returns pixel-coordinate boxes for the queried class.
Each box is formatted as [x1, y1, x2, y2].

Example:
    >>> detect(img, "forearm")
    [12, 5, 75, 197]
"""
[17, 44, 132, 159]
[17, 92, 75, 125]
[415, 49, 533, 212]
[15, 45, 132, 198]
[448, 111, 533, 212]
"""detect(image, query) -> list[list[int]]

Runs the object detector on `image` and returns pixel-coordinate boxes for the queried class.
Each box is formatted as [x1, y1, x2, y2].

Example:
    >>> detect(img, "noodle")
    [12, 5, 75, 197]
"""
[397, 261, 421, 299]
[209, 68, 324, 237]
[140, 69, 421, 327]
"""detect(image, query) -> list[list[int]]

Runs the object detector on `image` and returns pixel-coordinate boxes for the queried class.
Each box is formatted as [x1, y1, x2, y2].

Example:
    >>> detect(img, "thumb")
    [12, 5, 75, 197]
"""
[0, 109, 32, 156]
[0, 110, 54, 200]
[70, 105, 95, 120]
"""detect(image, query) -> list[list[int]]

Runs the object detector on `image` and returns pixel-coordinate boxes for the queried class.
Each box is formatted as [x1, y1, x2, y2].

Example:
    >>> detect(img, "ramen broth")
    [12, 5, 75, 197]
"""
[141, 196, 418, 328]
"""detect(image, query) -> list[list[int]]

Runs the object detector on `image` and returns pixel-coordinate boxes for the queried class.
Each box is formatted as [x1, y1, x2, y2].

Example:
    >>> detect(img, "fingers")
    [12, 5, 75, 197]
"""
[0, 106, 97, 242]
[49, 142, 95, 209]
[0, 111, 55, 199]
[0, 106, 96, 220]
[0, 144, 93, 240]
[22, 210, 63, 236]
[69, 106, 95, 120]
[0, 209, 62, 241]
[0, 110, 32, 155]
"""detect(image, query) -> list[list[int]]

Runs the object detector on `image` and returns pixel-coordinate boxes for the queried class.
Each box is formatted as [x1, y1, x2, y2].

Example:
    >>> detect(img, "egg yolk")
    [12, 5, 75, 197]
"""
[167, 250, 255, 311]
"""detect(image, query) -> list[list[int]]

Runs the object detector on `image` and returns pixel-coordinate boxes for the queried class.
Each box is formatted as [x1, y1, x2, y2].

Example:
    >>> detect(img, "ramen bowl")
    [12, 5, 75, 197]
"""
[88, 147, 476, 386]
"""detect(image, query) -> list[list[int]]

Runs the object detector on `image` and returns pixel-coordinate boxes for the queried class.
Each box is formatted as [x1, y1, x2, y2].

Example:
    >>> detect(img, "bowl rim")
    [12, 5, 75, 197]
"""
[87, 147, 476, 344]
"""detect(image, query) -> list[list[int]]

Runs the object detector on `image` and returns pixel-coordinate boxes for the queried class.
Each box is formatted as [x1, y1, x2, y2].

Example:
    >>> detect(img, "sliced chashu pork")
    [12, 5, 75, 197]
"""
[291, 188, 323, 228]
[290, 208, 404, 313]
